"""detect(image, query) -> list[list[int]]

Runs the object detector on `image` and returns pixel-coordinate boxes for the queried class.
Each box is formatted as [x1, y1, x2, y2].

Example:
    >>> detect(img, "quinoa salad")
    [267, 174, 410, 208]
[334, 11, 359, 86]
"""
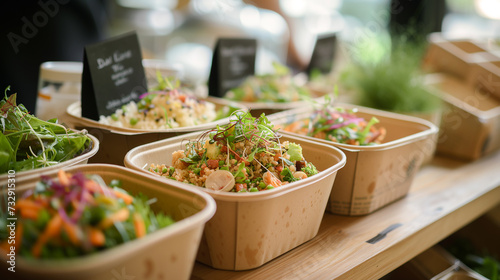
[148, 111, 320, 192]
[99, 77, 217, 129]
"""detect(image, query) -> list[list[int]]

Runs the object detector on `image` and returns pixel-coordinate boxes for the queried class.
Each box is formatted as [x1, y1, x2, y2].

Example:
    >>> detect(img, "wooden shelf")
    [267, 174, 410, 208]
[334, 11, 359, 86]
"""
[190, 151, 500, 280]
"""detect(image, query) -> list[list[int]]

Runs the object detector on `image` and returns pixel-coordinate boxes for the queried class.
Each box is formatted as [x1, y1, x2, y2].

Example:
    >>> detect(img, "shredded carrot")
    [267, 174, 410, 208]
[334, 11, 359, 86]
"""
[62, 221, 81, 245]
[58, 169, 70, 187]
[84, 180, 102, 194]
[32, 214, 63, 258]
[98, 207, 130, 229]
[88, 227, 105, 247]
[16, 199, 43, 212]
[20, 207, 39, 220]
[133, 213, 146, 238]
[113, 189, 134, 205]
[14, 223, 23, 253]
[0, 241, 10, 253]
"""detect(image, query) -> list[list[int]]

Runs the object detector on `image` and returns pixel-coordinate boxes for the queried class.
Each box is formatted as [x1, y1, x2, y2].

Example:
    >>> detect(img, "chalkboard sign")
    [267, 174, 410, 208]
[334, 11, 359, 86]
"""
[81, 32, 147, 120]
[306, 33, 337, 76]
[208, 38, 257, 97]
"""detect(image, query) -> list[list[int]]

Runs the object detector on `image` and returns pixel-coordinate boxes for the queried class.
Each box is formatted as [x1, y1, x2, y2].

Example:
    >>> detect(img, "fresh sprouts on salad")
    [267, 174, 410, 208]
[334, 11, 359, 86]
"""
[0, 88, 92, 173]
[149, 111, 319, 192]
[281, 94, 386, 145]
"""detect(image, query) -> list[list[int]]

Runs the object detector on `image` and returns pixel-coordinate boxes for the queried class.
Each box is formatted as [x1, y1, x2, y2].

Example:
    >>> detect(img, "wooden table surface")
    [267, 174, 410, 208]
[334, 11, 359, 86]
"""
[190, 151, 500, 280]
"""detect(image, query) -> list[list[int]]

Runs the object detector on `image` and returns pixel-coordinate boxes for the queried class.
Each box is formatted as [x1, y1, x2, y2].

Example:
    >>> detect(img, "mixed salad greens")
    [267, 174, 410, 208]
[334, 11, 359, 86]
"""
[1, 89, 92, 174]
[281, 95, 386, 145]
[149, 111, 319, 192]
[225, 62, 313, 103]
[0, 170, 175, 259]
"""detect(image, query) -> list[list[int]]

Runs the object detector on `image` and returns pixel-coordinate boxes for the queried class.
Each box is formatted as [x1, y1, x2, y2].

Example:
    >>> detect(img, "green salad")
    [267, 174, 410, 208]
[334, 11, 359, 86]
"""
[0, 88, 92, 173]
[149, 111, 319, 192]
[225, 62, 313, 103]
[0, 170, 175, 259]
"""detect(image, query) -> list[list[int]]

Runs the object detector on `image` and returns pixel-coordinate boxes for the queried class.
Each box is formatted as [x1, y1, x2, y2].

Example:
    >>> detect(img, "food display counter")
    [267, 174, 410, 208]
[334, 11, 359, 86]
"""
[191, 152, 500, 279]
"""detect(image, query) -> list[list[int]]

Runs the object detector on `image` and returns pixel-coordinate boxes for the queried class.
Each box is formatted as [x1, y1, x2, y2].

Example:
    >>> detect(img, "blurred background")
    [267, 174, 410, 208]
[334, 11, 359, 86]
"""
[1, 0, 500, 113]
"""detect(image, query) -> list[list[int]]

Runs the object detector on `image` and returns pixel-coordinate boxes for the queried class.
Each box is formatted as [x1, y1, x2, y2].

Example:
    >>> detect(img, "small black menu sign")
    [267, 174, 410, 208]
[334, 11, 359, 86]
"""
[81, 32, 147, 120]
[306, 33, 337, 76]
[208, 38, 257, 97]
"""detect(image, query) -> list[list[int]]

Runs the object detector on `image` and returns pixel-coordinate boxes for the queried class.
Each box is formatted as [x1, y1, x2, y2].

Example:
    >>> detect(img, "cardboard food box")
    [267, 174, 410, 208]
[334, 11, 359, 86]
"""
[467, 60, 500, 101]
[0, 132, 99, 186]
[0, 164, 216, 280]
[64, 97, 245, 165]
[270, 103, 438, 216]
[422, 34, 496, 80]
[426, 73, 500, 160]
[124, 132, 346, 270]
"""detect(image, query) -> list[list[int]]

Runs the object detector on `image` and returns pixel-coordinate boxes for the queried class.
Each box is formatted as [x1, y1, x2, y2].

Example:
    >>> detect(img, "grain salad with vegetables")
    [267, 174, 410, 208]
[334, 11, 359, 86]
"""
[99, 76, 217, 129]
[148, 111, 319, 192]
[0, 170, 175, 259]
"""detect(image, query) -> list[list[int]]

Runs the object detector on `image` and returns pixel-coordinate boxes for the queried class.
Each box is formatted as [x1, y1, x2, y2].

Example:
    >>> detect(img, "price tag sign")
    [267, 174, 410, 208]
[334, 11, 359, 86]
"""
[81, 32, 147, 120]
[208, 38, 256, 97]
[306, 33, 337, 76]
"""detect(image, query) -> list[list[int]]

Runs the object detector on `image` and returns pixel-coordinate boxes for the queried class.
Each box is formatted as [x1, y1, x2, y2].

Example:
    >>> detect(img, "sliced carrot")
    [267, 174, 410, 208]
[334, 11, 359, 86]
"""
[58, 169, 70, 187]
[0, 241, 10, 253]
[88, 227, 105, 247]
[62, 221, 81, 245]
[16, 199, 43, 212]
[84, 180, 103, 194]
[14, 223, 23, 253]
[98, 207, 130, 229]
[32, 214, 63, 258]
[133, 213, 146, 238]
[20, 207, 39, 220]
[113, 189, 133, 205]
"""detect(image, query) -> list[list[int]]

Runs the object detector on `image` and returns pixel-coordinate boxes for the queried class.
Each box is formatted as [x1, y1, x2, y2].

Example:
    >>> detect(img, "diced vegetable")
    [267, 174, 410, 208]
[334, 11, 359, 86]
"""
[0, 172, 175, 259]
[149, 111, 320, 192]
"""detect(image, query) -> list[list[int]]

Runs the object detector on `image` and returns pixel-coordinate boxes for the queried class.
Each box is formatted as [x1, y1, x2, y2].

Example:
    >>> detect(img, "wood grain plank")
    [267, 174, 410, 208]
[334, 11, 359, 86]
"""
[191, 151, 500, 279]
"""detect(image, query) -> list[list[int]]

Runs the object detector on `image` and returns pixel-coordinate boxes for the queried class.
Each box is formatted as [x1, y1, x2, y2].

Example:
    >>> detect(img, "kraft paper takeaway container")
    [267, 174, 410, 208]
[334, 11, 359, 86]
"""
[124, 132, 346, 270]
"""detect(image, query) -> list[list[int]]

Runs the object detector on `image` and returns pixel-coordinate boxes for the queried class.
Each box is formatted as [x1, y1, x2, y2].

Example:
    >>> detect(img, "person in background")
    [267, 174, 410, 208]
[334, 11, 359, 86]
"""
[389, 0, 447, 43]
[0, 1, 109, 114]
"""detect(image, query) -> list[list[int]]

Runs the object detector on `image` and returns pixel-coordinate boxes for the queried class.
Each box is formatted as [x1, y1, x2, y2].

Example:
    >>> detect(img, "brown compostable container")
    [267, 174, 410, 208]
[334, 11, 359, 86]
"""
[270, 103, 438, 216]
[64, 97, 245, 165]
[426, 73, 500, 160]
[124, 132, 346, 270]
[0, 164, 216, 280]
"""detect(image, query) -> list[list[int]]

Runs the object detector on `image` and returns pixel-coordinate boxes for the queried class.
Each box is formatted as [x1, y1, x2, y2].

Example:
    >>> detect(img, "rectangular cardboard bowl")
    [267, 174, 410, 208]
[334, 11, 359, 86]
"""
[63, 97, 245, 165]
[425, 73, 500, 160]
[269, 103, 439, 216]
[422, 33, 496, 80]
[0, 164, 216, 280]
[0, 132, 99, 186]
[124, 131, 346, 270]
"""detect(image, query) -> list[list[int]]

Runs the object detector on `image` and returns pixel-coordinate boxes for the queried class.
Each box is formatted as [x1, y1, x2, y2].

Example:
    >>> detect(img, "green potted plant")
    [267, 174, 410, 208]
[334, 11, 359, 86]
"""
[339, 34, 442, 125]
